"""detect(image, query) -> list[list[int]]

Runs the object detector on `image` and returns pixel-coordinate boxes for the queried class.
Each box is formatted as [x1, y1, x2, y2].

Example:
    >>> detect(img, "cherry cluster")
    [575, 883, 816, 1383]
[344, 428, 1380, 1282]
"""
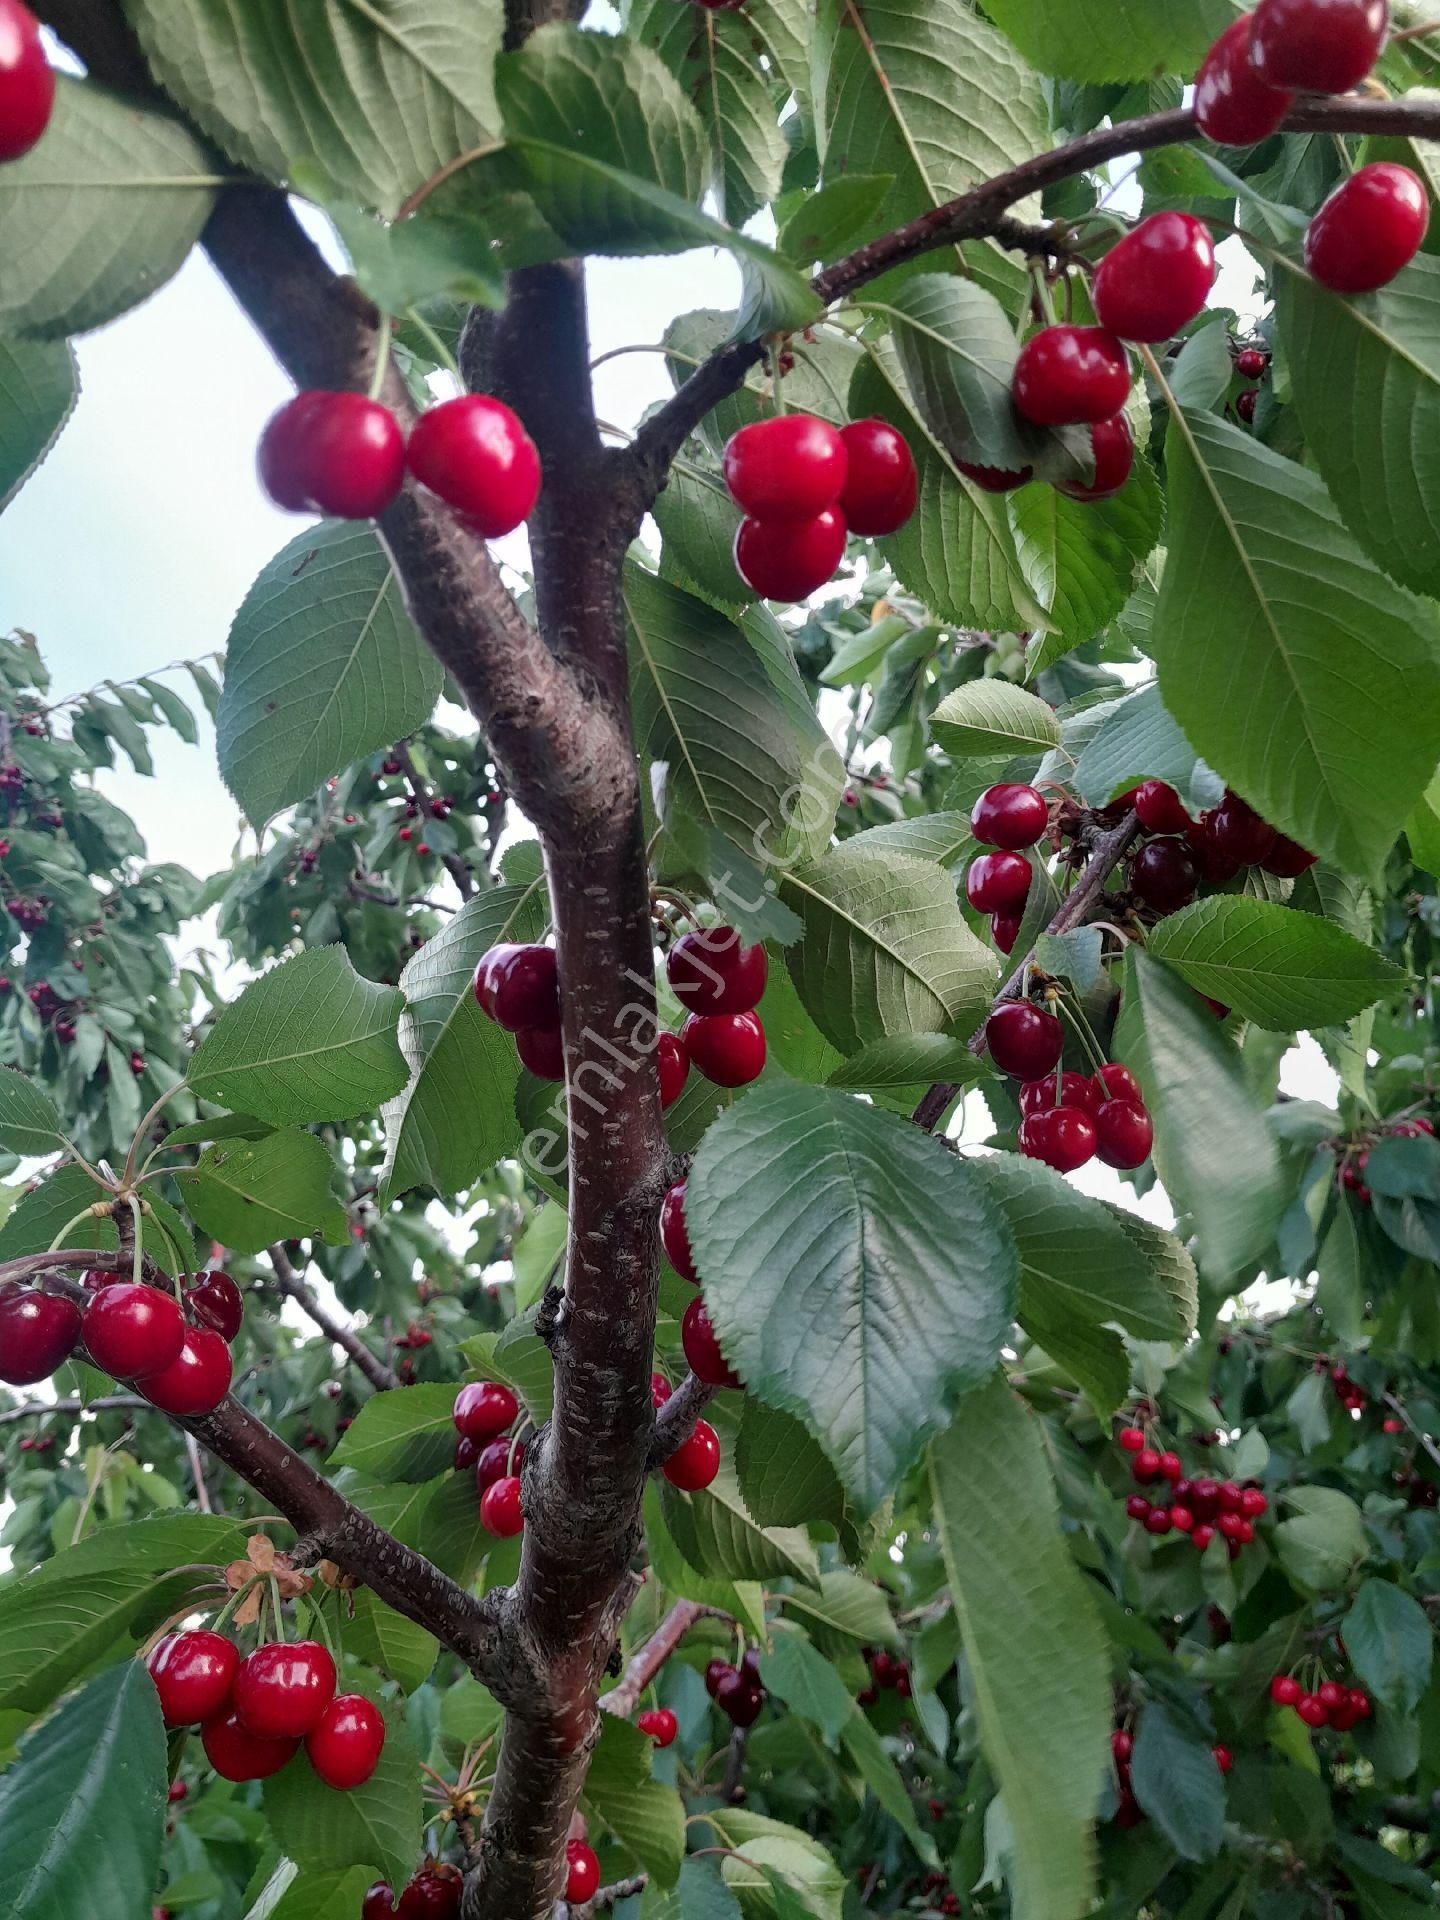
[720, 414, 917, 602]
[1269, 1670, 1372, 1734]
[1124, 780, 1315, 928]
[1316, 1353, 1369, 1416]
[1335, 1112, 1434, 1206]
[0, 1267, 241, 1417]
[472, 940, 566, 1082]
[651, 1368, 722, 1493]
[148, 1627, 386, 1789]
[704, 1648, 768, 1727]
[857, 1645, 912, 1706]
[259, 391, 541, 534]
[1110, 1725, 1231, 1830]
[0, 0, 52, 164]
[363, 1863, 464, 1919]
[981, 994, 1154, 1175]
[1232, 339, 1269, 425]
[1117, 1425, 1268, 1557]
[452, 1381, 526, 1539]
[661, 1176, 743, 1402]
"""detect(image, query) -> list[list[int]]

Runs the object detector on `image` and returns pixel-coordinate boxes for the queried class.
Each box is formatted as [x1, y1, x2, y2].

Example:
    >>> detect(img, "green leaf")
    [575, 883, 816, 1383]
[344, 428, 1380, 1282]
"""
[0, 335, 77, 510]
[652, 457, 752, 609]
[780, 1571, 900, 1652]
[1147, 896, 1405, 1031]
[1273, 1486, 1367, 1592]
[734, 1402, 847, 1532]
[0, 1067, 61, 1154]
[689, 1083, 1017, 1509]
[217, 525, 444, 827]
[646, 1859, 743, 1920]
[759, 1635, 855, 1745]
[0, 1563, 208, 1713]
[189, 947, 408, 1126]
[1033, 927, 1105, 995]
[247, 1869, 380, 1920]
[1070, 684, 1219, 813]
[825, 1032, 987, 1092]
[1406, 765, 1440, 873]
[1130, 1701, 1225, 1862]
[1154, 406, 1440, 879]
[122, 0, 502, 214]
[932, 681, 1060, 756]
[0, 1661, 166, 1920]
[582, 1713, 685, 1889]
[930, 1378, 1109, 1920]
[643, 1485, 768, 1643]
[709, 1810, 845, 1919]
[264, 1709, 419, 1894]
[1009, 459, 1163, 644]
[0, 1163, 194, 1275]
[981, 0, 1239, 81]
[175, 1129, 347, 1254]
[325, 205, 505, 315]
[781, 846, 996, 1054]
[331, 1383, 458, 1484]
[776, 174, 896, 266]
[661, 1449, 820, 1588]
[1118, 950, 1283, 1281]
[380, 880, 546, 1200]
[1342, 1580, 1434, 1716]
[0, 77, 217, 337]
[346, 1590, 437, 1694]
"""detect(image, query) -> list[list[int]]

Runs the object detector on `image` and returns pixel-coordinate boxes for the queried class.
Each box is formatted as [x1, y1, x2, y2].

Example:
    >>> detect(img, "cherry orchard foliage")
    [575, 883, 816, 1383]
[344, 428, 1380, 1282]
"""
[0, 2, 1439, 1919]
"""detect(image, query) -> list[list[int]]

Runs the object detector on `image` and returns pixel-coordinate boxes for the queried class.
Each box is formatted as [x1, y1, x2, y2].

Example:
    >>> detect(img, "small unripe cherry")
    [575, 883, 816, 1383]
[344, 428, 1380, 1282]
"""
[970, 783, 1047, 851]
[734, 508, 847, 602]
[1056, 414, 1134, 502]
[1093, 213, 1217, 343]
[985, 1001, 1063, 1079]
[965, 850, 1032, 915]
[837, 419, 917, 536]
[407, 394, 541, 537]
[1305, 162, 1429, 294]
[1249, 0, 1388, 95]
[1194, 15, 1295, 146]
[722, 414, 847, 521]
[1012, 325, 1131, 427]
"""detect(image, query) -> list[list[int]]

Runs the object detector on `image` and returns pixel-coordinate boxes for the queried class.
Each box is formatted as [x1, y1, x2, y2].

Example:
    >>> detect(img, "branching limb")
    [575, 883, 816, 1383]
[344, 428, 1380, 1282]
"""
[599, 1599, 708, 1717]
[267, 1243, 400, 1393]
[648, 1371, 716, 1471]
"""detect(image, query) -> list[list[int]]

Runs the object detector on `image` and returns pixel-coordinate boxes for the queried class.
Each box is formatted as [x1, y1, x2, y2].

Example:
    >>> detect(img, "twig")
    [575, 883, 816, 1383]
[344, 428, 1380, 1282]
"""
[268, 1243, 401, 1393]
[1382, 1391, 1440, 1473]
[599, 1599, 708, 1717]
[648, 1372, 716, 1471]
[0, 1394, 147, 1425]
[185, 1431, 216, 1514]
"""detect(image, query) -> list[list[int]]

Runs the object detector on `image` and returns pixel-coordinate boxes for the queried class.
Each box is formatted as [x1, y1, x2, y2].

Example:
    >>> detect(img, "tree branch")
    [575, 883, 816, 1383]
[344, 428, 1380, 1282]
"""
[648, 1371, 716, 1471]
[0, 1393, 148, 1425]
[599, 1599, 707, 1717]
[267, 1243, 400, 1393]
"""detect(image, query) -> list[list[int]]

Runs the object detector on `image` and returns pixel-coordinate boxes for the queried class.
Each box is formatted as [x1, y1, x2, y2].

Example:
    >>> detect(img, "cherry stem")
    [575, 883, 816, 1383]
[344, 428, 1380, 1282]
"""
[269, 1574, 286, 1645]
[123, 1082, 187, 1189]
[404, 307, 460, 383]
[1057, 992, 1108, 1072]
[367, 313, 394, 402]
[1390, 18, 1440, 40]
[46, 1204, 105, 1255]
[126, 1194, 144, 1288]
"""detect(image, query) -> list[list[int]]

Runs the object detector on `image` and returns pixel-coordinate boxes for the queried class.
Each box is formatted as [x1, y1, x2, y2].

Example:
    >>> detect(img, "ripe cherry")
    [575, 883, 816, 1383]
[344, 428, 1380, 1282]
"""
[201, 1709, 299, 1782]
[407, 395, 541, 537]
[958, 460, 1033, 493]
[1094, 1063, 1143, 1106]
[1133, 1448, 1163, 1483]
[454, 1434, 479, 1472]
[651, 1371, 674, 1410]
[1158, 1451, 1183, 1483]
[1236, 388, 1259, 424]
[722, 414, 848, 520]
[474, 943, 559, 1033]
[1118, 1427, 1146, 1452]
[985, 1001, 1064, 1080]
[83, 1282, 186, 1381]
[1020, 1071, 1100, 1118]
[1305, 162, 1429, 293]
[1018, 1107, 1097, 1172]
[970, 783, 1048, 851]
[1270, 1674, 1302, 1706]
[1057, 414, 1135, 502]
[705, 1659, 734, 1698]
[1129, 839, 1199, 913]
[656, 1030, 689, 1108]
[992, 911, 1022, 953]
[397, 1868, 463, 1920]
[139, 1326, 233, 1416]
[0, 0, 52, 162]
[1143, 1506, 1172, 1535]
[306, 1693, 387, 1790]
[476, 1436, 524, 1489]
[1349, 1687, 1372, 1719]
[837, 419, 917, 535]
[234, 1640, 336, 1740]
[1192, 1523, 1216, 1552]
[681, 1296, 740, 1389]
[637, 1705, 679, 1747]
[1207, 793, 1275, 865]
[1296, 1693, 1329, 1728]
[1133, 780, 1191, 836]
[1317, 1680, 1347, 1712]
[1195, 14, 1295, 145]
[734, 508, 847, 601]
[480, 1474, 525, 1537]
[1125, 1492, 1151, 1521]
[454, 1381, 519, 1442]
[1250, 0, 1388, 94]
[1236, 348, 1268, 379]
[663, 1417, 721, 1492]
[1093, 213, 1217, 343]
[1112, 1729, 1134, 1762]
[258, 392, 405, 519]
[682, 1010, 766, 1086]
[147, 1631, 240, 1728]
[1012, 326, 1131, 427]
[667, 925, 767, 1015]
[516, 1025, 564, 1080]
[1171, 1505, 1196, 1532]
[1239, 1486, 1268, 1518]
[1096, 1101, 1154, 1170]
[660, 1181, 698, 1283]
[1260, 832, 1316, 878]
[185, 1269, 244, 1342]
[1213, 1744, 1234, 1774]
[564, 1841, 601, 1906]
[363, 1887, 398, 1920]
[714, 1669, 765, 1726]
[0, 1284, 81, 1384]
[965, 850, 1032, 915]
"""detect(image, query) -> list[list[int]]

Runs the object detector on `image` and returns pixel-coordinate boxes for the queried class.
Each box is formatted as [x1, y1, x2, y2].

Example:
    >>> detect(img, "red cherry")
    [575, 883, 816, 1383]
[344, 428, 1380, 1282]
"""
[564, 1841, 601, 1906]
[1018, 1107, 1098, 1173]
[1262, 833, 1317, 877]
[184, 1269, 243, 1342]
[1125, 1492, 1152, 1521]
[1317, 1680, 1347, 1712]
[1236, 348, 1268, 379]
[1129, 838, 1199, 913]
[397, 1868, 463, 1920]
[657, 1030, 689, 1108]
[476, 1436, 525, 1489]
[146, 1631, 240, 1728]
[1118, 1426, 1146, 1452]
[1236, 388, 1259, 424]
[681, 1010, 766, 1087]
[965, 850, 1032, 915]
[1212, 1744, 1233, 1774]
[838, 420, 917, 536]
[475, 943, 559, 1033]
[1094, 1063, 1143, 1107]
[1239, 1486, 1268, 1518]
[516, 1025, 565, 1080]
[1192, 1523, 1216, 1552]
[722, 414, 847, 521]
[970, 783, 1048, 851]
[1217, 1511, 1246, 1543]
[234, 1641, 336, 1740]
[453, 1381, 519, 1442]
[1348, 1687, 1372, 1719]
[958, 460, 1034, 493]
[1195, 15, 1295, 145]
[637, 1707, 679, 1747]
[201, 1709, 299, 1782]
[1095, 1101, 1154, 1170]
[1296, 1694, 1329, 1728]
[1250, 0, 1388, 93]
[1209, 793, 1276, 866]
[1157, 1452, 1183, 1484]
[306, 1693, 386, 1791]
[140, 1326, 233, 1416]
[454, 1434, 479, 1472]
[734, 508, 847, 601]
[363, 1886, 398, 1920]
[651, 1371, 674, 1410]
[258, 392, 405, 519]
[480, 1474, 525, 1538]
[1270, 1674, 1302, 1706]
[1057, 414, 1135, 502]
[1218, 1480, 1244, 1513]
[407, 395, 541, 536]
[83, 1282, 186, 1381]
[1305, 162, 1429, 293]
[985, 1002, 1064, 1079]
[704, 1659, 734, 1698]
[1143, 1505, 1173, 1535]
[0, 0, 52, 162]
[660, 1181, 698, 1283]
[681, 1296, 740, 1389]
[0, 1284, 81, 1384]
[663, 1418, 721, 1492]
[1111, 1729, 1134, 1761]
[714, 1670, 765, 1726]
[1328, 1698, 1361, 1731]
[991, 911, 1022, 954]
[1020, 1071, 1100, 1118]
[1133, 780, 1191, 836]
[1094, 214, 1217, 344]
[1012, 326, 1131, 427]
[1170, 1505, 1196, 1532]
[667, 925, 768, 1015]
[1133, 1447, 1163, 1483]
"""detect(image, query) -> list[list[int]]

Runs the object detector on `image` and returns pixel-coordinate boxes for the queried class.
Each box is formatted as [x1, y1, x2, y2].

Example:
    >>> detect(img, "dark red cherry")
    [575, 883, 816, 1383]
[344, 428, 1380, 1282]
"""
[564, 1841, 601, 1906]
[1207, 793, 1275, 865]
[970, 783, 1048, 850]
[1261, 833, 1317, 876]
[653, 1030, 690, 1108]
[837, 420, 917, 535]
[1095, 1101, 1154, 1170]
[965, 850, 1032, 915]
[1133, 780, 1190, 836]
[1093, 1063, 1143, 1106]
[0, 0, 53, 162]
[480, 1475, 525, 1537]
[714, 1670, 765, 1726]
[258, 392, 406, 519]
[704, 1659, 734, 1698]
[1195, 14, 1295, 145]
[234, 1640, 336, 1740]
[0, 1284, 81, 1384]
[637, 1706, 678, 1747]
[201, 1709, 299, 1782]
[651, 1371, 674, 1410]
[1057, 414, 1135, 502]
[660, 1181, 698, 1283]
[681, 1296, 740, 1389]
[667, 925, 768, 1015]
[363, 1885, 398, 1920]
[1305, 162, 1429, 293]
[1250, 0, 1387, 93]
[681, 1010, 766, 1087]
[1093, 214, 1217, 343]
[139, 1326, 233, 1416]
[722, 414, 848, 520]
[454, 1434, 480, 1472]
[516, 1025, 564, 1080]
[1012, 326, 1131, 427]
[1020, 1071, 1100, 1118]
[1296, 1693, 1329, 1728]
[146, 1631, 239, 1728]
[185, 1269, 243, 1342]
[1236, 388, 1259, 423]
[1124, 1493, 1151, 1521]
[1018, 1107, 1098, 1172]
[958, 460, 1034, 493]
[407, 395, 541, 537]
[663, 1418, 721, 1491]
[985, 1001, 1064, 1079]
[83, 1282, 186, 1381]
[1129, 839, 1199, 913]
[453, 1380, 519, 1442]
[397, 1868, 463, 1920]
[1236, 348, 1268, 379]
[306, 1693, 386, 1791]
[991, 911, 1022, 954]
[1132, 1447, 1163, 1483]
[475, 943, 559, 1033]
[734, 508, 847, 601]
[476, 1436, 525, 1489]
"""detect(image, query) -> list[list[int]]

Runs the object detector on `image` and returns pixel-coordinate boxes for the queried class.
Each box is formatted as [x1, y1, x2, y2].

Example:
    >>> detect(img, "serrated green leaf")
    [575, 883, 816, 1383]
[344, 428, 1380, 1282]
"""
[1130, 1701, 1225, 1862]
[1070, 683, 1219, 813]
[825, 1032, 988, 1091]
[760, 1633, 860, 1744]
[1343, 1579, 1434, 1715]
[246, 1868, 379, 1920]
[780, 1571, 899, 1652]
[263, 1709, 419, 1894]
[0, 1067, 61, 1154]
[776, 174, 896, 266]
[175, 1129, 347, 1254]
[661, 1449, 820, 1588]
[582, 1711, 685, 1888]
[1273, 1486, 1367, 1592]
[932, 681, 1060, 756]
[0, 334, 77, 510]
[0, 1163, 194, 1275]
[982, 0, 1239, 81]
[734, 1401, 847, 1532]
[346, 1590, 437, 1694]
[1009, 456, 1163, 644]
[331, 1383, 458, 1484]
